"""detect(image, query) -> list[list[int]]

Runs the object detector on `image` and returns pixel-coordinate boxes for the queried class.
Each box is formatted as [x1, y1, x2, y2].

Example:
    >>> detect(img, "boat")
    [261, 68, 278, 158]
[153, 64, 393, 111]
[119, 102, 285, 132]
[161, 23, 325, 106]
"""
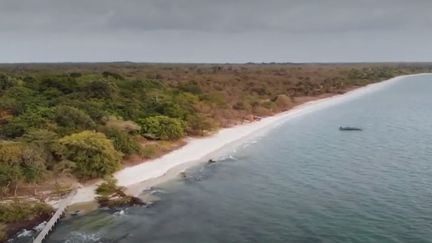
[339, 126, 362, 131]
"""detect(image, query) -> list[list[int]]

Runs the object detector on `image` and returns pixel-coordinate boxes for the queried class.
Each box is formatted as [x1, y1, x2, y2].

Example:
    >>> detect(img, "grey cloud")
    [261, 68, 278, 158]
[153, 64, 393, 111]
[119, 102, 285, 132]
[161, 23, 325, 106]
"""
[0, 0, 431, 62]
[2, 0, 431, 33]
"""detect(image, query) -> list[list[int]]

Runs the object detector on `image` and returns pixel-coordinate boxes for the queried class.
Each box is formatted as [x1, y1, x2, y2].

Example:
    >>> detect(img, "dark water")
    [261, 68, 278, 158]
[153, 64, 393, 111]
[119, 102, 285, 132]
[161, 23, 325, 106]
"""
[15, 75, 432, 242]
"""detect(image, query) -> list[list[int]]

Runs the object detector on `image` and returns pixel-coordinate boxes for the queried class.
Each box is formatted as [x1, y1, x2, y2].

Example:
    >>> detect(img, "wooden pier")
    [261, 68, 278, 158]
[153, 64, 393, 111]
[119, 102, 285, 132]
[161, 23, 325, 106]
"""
[33, 190, 76, 243]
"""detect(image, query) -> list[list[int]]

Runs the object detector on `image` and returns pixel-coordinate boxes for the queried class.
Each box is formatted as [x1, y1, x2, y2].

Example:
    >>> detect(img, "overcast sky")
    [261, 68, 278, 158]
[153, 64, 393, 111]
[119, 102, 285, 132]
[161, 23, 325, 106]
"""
[1, 0, 431, 63]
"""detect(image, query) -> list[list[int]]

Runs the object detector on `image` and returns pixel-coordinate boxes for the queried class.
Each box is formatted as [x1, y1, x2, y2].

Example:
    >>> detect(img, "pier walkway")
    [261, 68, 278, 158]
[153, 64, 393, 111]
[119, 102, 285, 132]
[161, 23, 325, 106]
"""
[33, 190, 77, 243]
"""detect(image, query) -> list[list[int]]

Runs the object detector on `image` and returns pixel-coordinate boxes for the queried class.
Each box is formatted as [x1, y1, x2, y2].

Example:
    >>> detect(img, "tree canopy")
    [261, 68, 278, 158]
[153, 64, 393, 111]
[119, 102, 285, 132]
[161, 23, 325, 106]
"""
[0, 63, 431, 190]
[138, 115, 185, 140]
[57, 131, 122, 180]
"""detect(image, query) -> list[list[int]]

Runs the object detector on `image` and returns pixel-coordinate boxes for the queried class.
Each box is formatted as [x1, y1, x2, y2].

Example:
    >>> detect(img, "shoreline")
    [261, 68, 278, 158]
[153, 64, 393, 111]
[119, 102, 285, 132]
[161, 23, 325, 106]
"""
[69, 73, 429, 206]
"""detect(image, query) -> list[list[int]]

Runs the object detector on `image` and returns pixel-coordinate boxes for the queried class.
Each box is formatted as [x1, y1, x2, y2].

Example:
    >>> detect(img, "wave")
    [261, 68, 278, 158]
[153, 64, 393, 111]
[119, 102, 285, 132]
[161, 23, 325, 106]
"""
[214, 154, 237, 162]
[65, 232, 101, 243]
[16, 229, 33, 238]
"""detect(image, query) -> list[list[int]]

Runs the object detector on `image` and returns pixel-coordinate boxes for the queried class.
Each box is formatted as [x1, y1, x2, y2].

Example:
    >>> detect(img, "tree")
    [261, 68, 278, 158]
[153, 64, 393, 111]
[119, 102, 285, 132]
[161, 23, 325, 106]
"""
[99, 127, 141, 156]
[21, 129, 59, 166]
[54, 106, 96, 133]
[0, 164, 23, 195]
[0, 107, 55, 138]
[57, 131, 122, 180]
[0, 141, 46, 194]
[84, 80, 119, 99]
[20, 145, 46, 183]
[186, 114, 217, 136]
[138, 115, 185, 140]
[0, 74, 16, 92]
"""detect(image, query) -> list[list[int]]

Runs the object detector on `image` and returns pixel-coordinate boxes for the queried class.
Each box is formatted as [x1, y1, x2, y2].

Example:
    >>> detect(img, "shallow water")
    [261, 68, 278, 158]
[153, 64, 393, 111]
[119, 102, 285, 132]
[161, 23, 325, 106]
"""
[14, 75, 432, 243]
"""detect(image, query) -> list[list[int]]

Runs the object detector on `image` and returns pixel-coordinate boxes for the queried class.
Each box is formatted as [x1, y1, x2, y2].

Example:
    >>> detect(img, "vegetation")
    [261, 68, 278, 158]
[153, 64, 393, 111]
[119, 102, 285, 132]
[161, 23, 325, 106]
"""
[0, 200, 52, 223]
[0, 223, 6, 242]
[95, 176, 121, 196]
[138, 115, 185, 140]
[57, 131, 122, 180]
[0, 62, 431, 196]
[0, 200, 53, 241]
[95, 177, 143, 208]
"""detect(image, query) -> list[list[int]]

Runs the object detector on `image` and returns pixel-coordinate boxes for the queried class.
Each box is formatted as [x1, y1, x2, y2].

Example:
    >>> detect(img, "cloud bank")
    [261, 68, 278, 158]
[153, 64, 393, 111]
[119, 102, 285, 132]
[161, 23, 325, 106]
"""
[1, 0, 431, 62]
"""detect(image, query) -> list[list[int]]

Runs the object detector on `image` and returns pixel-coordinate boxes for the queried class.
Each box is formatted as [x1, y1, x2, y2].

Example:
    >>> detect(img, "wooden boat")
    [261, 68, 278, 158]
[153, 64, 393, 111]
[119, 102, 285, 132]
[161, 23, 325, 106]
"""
[339, 126, 362, 131]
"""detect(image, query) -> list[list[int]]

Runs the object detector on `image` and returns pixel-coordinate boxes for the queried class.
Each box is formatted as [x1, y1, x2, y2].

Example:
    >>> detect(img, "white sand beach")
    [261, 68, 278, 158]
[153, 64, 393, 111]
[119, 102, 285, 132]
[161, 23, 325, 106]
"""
[70, 74, 425, 205]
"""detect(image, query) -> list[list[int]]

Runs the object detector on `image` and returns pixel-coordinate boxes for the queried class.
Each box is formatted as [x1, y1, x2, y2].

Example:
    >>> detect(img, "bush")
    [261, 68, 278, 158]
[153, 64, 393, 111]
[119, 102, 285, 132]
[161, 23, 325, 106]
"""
[54, 106, 96, 133]
[272, 94, 293, 109]
[100, 127, 141, 156]
[138, 115, 185, 140]
[0, 107, 55, 138]
[186, 114, 217, 136]
[141, 144, 158, 159]
[0, 74, 16, 92]
[96, 176, 121, 196]
[0, 141, 46, 186]
[0, 200, 53, 224]
[103, 116, 141, 133]
[57, 131, 122, 180]
[0, 223, 6, 242]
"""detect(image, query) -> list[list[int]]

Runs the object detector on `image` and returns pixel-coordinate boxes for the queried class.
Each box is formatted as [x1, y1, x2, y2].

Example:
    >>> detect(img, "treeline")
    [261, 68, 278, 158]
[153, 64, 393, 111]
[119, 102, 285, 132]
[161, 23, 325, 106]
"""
[0, 71, 220, 195]
[1, 63, 432, 196]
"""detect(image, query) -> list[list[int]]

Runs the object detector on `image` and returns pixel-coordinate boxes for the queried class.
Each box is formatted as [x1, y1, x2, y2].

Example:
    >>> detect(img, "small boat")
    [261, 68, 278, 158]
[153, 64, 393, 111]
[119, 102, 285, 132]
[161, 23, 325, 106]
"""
[339, 126, 362, 131]
[208, 159, 216, 164]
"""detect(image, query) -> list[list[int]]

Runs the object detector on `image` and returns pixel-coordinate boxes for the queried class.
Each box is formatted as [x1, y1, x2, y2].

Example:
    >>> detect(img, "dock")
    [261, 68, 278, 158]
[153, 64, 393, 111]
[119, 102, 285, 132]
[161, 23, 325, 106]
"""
[33, 190, 77, 243]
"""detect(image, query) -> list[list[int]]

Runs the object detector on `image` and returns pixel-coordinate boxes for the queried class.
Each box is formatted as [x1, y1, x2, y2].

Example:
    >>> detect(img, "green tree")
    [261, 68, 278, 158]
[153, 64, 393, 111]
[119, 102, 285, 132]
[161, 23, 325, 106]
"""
[186, 114, 217, 136]
[99, 127, 141, 156]
[0, 141, 46, 194]
[0, 164, 23, 195]
[0, 107, 55, 138]
[57, 131, 122, 180]
[54, 106, 96, 133]
[0, 74, 16, 92]
[138, 115, 185, 140]
[20, 145, 46, 183]
[84, 80, 119, 99]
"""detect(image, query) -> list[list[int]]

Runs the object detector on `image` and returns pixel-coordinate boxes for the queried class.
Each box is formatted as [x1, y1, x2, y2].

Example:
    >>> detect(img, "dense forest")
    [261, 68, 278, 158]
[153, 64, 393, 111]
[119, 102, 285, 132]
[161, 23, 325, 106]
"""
[1, 62, 432, 240]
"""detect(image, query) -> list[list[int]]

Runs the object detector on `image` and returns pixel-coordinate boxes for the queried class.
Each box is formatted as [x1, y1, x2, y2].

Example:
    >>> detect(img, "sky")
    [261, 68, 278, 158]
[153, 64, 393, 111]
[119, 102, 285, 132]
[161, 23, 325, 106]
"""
[1, 0, 431, 63]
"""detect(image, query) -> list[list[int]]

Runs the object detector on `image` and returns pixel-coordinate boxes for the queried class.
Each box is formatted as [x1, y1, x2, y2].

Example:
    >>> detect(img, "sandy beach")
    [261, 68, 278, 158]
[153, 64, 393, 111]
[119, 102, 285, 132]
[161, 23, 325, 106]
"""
[70, 74, 425, 205]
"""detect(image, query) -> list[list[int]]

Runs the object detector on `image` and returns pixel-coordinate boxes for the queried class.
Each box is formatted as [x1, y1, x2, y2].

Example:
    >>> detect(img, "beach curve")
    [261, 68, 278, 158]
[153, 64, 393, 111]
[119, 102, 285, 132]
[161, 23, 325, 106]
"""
[70, 73, 428, 205]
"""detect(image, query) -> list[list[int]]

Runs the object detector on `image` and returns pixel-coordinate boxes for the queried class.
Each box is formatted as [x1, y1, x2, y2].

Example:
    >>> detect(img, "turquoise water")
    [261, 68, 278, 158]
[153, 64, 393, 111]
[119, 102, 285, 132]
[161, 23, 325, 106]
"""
[15, 75, 432, 242]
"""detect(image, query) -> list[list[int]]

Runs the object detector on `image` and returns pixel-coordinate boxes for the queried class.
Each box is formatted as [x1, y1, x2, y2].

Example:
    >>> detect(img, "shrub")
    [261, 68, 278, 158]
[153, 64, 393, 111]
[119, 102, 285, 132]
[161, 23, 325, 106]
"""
[96, 176, 121, 196]
[138, 115, 185, 140]
[272, 94, 293, 109]
[0, 74, 16, 92]
[100, 127, 141, 156]
[54, 106, 96, 133]
[0, 107, 55, 138]
[0, 223, 6, 242]
[0, 141, 46, 186]
[0, 200, 53, 223]
[103, 116, 141, 133]
[186, 114, 217, 136]
[141, 144, 158, 159]
[57, 131, 122, 180]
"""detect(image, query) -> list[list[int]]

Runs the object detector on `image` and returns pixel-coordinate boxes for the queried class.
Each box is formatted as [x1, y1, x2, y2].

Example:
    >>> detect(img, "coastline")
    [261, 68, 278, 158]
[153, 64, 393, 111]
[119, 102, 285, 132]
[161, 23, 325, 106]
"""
[69, 73, 428, 206]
